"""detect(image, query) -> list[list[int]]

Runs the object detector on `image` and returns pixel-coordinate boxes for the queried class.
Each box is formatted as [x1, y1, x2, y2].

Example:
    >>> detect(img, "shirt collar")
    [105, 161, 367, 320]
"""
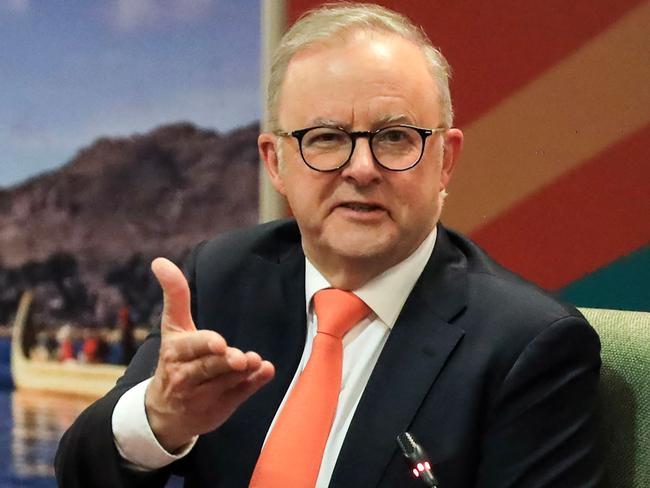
[304, 226, 437, 329]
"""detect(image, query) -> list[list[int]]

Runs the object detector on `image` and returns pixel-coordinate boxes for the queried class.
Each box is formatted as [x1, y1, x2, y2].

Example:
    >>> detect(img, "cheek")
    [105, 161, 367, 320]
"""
[394, 171, 440, 212]
[283, 173, 323, 217]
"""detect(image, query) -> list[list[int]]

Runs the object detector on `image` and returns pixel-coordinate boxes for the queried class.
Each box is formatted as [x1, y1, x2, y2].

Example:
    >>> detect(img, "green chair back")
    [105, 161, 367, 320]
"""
[579, 308, 650, 488]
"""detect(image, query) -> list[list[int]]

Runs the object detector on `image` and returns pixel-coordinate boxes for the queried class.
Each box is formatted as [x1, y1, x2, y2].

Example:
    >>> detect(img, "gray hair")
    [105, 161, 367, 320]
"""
[267, 2, 454, 132]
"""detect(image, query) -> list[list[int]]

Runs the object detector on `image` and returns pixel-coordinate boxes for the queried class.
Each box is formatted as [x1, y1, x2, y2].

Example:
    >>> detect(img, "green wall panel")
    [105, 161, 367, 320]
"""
[559, 245, 650, 312]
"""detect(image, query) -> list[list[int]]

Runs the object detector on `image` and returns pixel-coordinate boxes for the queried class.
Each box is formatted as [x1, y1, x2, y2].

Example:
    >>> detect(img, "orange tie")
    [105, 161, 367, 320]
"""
[249, 289, 371, 488]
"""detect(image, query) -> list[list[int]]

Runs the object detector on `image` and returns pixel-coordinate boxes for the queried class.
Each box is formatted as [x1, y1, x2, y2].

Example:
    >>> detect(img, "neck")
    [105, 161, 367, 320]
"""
[313, 260, 382, 290]
[301, 223, 438, 290]
[304, 247, 416, 290]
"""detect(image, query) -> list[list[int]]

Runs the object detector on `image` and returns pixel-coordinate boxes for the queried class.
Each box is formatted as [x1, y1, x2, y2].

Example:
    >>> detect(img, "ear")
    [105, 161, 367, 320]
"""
[440, 128, 463, 190]
[258, 132, 286, 196]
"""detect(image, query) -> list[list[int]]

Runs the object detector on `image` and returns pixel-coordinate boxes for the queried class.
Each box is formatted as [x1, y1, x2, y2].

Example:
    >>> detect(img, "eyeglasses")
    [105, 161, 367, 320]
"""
[274, 124, 446, 172]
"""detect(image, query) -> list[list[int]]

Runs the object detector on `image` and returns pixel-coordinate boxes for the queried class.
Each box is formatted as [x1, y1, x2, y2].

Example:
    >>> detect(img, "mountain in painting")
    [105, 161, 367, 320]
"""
[0, 122, 260, 327]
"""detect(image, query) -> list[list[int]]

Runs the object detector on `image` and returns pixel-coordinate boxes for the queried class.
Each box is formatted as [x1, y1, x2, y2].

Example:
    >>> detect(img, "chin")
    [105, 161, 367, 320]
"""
[326, 231, 397, 261]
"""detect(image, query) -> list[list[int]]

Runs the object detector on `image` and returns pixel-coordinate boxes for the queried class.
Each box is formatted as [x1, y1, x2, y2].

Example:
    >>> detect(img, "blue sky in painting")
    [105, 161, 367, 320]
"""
[0, 0, 260, 188]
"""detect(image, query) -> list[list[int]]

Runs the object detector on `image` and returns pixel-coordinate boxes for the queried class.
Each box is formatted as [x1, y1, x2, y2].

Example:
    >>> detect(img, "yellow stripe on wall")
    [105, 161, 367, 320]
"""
[445, 1, 650, 233]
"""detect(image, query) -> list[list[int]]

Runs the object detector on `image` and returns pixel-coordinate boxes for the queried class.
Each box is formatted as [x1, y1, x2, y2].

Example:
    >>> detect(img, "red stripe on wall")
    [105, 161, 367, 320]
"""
[470, 123, 650, 290]
[287, 0, 644, 127]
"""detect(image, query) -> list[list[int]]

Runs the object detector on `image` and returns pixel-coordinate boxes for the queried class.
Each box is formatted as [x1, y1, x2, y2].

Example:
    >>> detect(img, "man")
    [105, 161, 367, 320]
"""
[55, 3, 602, 487]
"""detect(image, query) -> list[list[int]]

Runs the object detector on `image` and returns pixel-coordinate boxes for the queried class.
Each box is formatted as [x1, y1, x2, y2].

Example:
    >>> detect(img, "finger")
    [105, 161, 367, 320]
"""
[163, 330, 227, 363]
[179, 350, 267, 387]
[243, 351, 262, 371]
[244, 360, 275, 386]
[151, 257, 195, 334]
[176, 352, 251, 388]
[225, 347, 248, 371]
[190, 368, 255, 396]
[218, 360, 275, 409]
[191, 360, 275, 412]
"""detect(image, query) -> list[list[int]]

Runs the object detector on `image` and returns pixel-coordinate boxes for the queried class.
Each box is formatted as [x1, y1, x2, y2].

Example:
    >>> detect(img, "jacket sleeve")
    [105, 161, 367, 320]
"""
[54, 331, 176, 487]
[54, 244, 205, 487]
[475, 316, 603, 487]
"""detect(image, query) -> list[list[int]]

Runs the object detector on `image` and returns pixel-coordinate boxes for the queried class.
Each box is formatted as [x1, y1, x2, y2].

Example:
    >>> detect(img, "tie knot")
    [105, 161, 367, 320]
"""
[313, 289, 370, 338]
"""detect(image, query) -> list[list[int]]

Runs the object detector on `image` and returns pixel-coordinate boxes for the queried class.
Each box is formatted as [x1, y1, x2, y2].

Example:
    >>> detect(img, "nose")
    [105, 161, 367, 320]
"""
[340, 137, 381, 185]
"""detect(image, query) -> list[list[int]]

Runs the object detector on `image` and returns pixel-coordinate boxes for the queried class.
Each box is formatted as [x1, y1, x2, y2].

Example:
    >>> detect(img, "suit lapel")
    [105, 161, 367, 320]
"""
[330, 226, 468, 487]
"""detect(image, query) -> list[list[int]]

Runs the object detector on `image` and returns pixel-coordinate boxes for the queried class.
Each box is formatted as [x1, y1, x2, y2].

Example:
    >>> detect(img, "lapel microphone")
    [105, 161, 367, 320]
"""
[396, 432, 439, 487]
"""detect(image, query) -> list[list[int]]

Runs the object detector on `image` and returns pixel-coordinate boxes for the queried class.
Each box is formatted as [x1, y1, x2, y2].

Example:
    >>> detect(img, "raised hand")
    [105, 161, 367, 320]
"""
[145, 257, 275, 453]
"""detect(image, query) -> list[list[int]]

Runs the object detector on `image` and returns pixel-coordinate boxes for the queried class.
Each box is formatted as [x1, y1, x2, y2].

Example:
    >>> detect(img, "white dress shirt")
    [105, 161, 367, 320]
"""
[112, 226, 437, 486]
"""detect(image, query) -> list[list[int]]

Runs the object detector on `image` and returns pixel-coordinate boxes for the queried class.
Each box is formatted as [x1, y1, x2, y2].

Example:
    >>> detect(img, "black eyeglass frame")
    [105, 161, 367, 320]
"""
[274, 124, 447, 172]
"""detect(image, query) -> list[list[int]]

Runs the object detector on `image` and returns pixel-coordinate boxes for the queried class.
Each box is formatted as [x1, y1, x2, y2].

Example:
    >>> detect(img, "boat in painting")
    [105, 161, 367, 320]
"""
[11, 291, 125, 398]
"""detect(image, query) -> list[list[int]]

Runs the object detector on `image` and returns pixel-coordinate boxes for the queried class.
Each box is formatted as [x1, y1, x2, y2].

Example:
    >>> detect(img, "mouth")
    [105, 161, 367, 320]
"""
[333, 201, 387, 220]
[339, 202, 384, 212]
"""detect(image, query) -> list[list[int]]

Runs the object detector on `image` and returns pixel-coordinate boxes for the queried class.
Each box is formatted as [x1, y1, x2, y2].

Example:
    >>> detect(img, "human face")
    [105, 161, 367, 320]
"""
[260, 31, 463, 286]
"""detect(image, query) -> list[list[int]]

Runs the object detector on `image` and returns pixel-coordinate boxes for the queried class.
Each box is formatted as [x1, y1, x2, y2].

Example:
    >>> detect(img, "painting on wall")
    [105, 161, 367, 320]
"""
[1, 4, 262, 481]
[0, 1, 262, 337]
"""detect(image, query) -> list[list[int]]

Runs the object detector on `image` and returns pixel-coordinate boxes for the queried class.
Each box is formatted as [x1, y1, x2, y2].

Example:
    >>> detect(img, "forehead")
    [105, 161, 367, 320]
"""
[278, 30, 440, 128]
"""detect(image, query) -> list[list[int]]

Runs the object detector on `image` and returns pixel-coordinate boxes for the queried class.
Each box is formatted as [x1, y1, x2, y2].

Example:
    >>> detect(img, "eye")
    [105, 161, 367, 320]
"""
[303, 128, 348, 148]
[375, 127, 416, 145]
[381, 129, 407, 142]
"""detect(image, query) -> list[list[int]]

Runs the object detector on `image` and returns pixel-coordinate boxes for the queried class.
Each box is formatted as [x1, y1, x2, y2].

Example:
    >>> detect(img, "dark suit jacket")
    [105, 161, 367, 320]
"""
[55, 220, 602, 487]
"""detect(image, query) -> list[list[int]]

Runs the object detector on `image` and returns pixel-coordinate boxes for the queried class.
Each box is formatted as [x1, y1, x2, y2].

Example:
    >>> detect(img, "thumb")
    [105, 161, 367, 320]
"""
[151, 257, 196, 334]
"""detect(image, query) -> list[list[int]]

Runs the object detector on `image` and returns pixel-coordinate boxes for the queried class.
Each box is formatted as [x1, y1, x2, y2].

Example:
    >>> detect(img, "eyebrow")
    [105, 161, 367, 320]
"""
[310, 117, 344, 128]
[308, 113, 414, 130]
[373, 113, 413, 128]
